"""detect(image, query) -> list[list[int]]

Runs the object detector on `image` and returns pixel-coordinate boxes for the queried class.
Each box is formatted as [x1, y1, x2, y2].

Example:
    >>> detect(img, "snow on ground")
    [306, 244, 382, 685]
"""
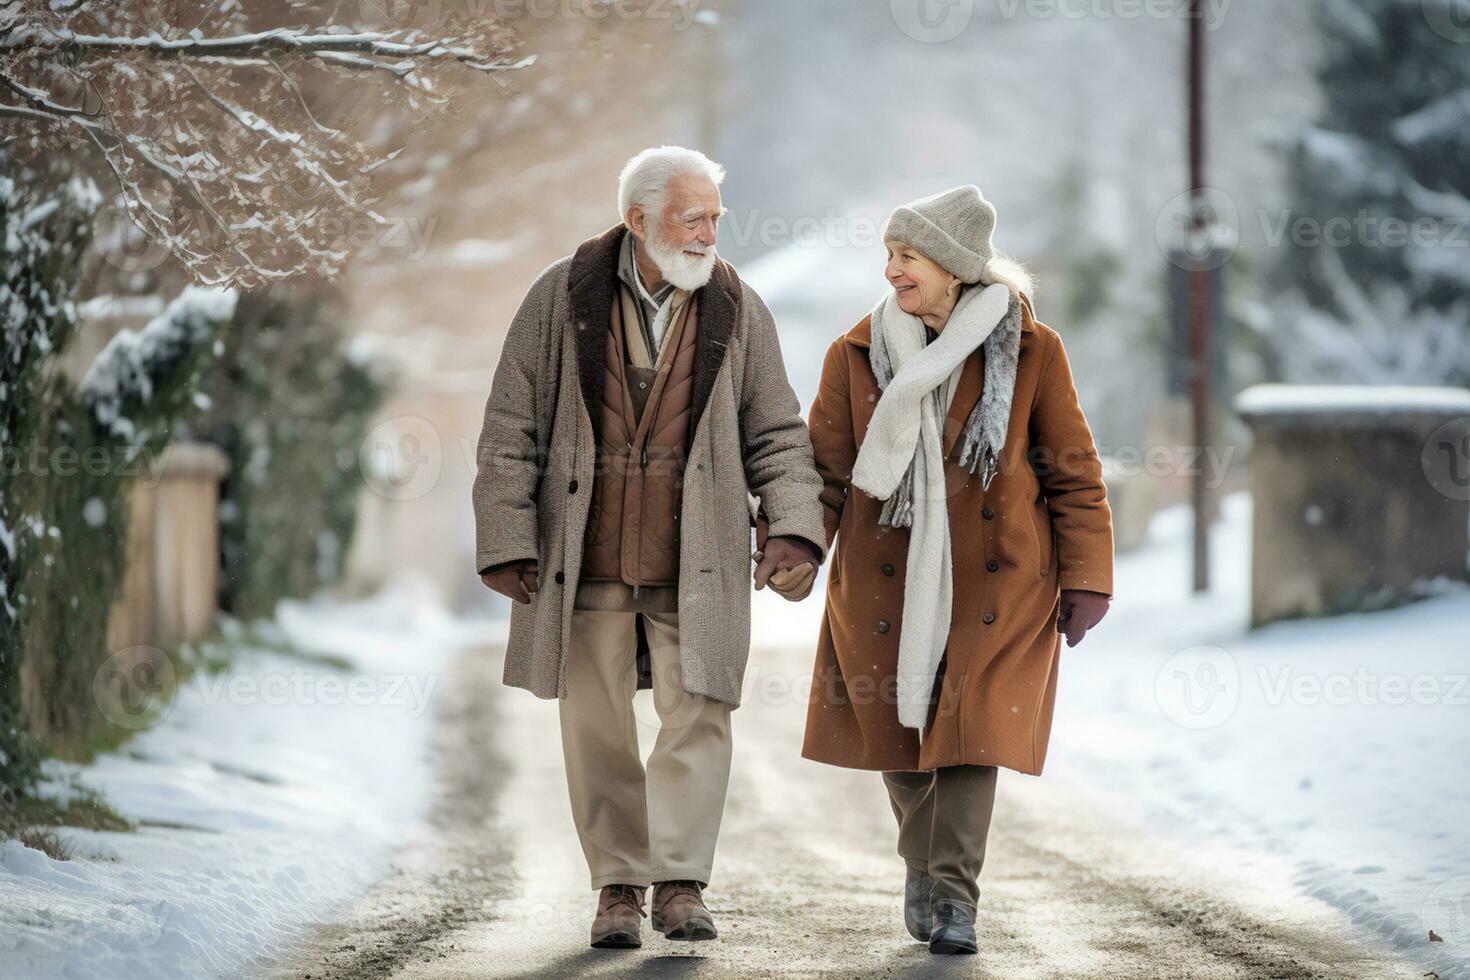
[1047, 493, 1470, 979]
[747, 492, 1470, 978]
[0, 581, 497, 980]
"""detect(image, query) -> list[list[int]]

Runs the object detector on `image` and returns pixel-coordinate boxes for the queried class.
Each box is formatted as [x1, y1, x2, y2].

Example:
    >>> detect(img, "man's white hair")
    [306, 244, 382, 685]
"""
[617, 145, 726, 222]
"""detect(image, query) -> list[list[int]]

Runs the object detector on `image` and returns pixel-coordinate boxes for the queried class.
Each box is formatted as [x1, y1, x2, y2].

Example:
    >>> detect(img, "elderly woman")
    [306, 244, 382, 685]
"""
[795, 186, 1114, 955]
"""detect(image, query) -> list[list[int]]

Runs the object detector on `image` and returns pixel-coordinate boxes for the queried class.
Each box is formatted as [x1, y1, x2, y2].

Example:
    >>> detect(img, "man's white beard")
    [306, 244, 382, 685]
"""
[644, 226, 717, 291]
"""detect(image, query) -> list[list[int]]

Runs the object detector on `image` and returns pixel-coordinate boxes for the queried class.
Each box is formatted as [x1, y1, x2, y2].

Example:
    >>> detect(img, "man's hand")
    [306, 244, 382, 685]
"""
[480, 560, 539, 605]
[1058, 589, 1109, 647]
[753, 536, 820, 600]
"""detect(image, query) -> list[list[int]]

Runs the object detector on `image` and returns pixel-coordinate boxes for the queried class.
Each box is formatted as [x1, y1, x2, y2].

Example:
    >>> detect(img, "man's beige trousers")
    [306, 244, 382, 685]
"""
[883, 765, 999, 906]
[560, 608, 733, 889]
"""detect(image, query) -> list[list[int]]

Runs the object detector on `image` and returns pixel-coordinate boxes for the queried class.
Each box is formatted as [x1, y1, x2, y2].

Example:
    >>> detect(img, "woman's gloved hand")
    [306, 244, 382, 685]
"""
[766, 562, 818, 601]
[1058, 589, 1109, 647]
[753, 536, 820, 601]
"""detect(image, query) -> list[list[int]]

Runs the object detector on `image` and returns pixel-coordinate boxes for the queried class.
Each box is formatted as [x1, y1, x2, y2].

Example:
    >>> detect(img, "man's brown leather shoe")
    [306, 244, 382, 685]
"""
[590, 884, 646, 949]
[650, 880, 717, 941]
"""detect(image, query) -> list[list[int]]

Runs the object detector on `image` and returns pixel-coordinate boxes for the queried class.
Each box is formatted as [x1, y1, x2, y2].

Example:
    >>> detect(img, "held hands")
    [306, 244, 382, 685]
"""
[752, 536, 820, 602]
[482, 537, 825, 605]
[480, 560, 539, 605]
[1058, 589, 1109, 647]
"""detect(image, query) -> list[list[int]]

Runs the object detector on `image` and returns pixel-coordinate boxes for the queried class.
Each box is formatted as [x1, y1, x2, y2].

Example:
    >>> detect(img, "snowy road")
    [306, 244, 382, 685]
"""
[265, 600, 1427, 979]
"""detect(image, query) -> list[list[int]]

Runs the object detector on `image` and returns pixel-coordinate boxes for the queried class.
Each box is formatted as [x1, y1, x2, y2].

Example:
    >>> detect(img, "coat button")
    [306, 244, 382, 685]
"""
[982, 612, 995, 624]
[554, 571, 565, 585]
[568, 479, 578, 493]
[881, 563, 895, 576]
[982, 506, 995, 520]
[877, 620, 890, 634]
[986, 559, 999, 572]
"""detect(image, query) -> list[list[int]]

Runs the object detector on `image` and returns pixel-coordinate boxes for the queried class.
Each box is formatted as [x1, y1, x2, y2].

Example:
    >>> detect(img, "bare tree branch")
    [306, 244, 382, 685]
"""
[0, 70, 89, 116]
[3, 25, 537, 73]
[0, 7, 534, 288]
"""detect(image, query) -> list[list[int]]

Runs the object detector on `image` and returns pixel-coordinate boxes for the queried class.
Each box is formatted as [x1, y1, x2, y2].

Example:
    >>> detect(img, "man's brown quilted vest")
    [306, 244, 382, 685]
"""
[580, 287, 698, 586]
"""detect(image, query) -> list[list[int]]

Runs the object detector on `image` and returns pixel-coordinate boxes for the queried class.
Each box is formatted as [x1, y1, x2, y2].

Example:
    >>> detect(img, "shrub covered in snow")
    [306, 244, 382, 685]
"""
[81, 287, 238, 444]
[186, 284, 391, 619]
[0, 174, 97, 797]
[1, 173, 235, 806]
[18, 287, 229, 773]
[10, 282, 233, 803]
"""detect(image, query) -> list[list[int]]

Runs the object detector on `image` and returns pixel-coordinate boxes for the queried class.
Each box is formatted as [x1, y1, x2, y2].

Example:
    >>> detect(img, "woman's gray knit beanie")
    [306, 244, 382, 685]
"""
[882, 185, 997, 284]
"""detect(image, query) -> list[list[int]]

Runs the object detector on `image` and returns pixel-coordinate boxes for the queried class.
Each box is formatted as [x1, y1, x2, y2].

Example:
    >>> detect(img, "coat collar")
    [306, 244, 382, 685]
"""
[841, 290, 1036, 349]
[569, 223, 742, 446]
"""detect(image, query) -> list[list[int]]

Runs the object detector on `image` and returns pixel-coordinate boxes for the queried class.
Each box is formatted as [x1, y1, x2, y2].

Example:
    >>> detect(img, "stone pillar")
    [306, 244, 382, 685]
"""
[1235, 384, 1470, 627]
[107, 441, 231, 653]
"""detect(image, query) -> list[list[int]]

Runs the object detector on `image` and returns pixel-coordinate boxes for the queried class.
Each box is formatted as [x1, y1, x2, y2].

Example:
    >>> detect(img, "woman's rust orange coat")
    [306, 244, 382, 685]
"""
[801, 295, 1114, 776]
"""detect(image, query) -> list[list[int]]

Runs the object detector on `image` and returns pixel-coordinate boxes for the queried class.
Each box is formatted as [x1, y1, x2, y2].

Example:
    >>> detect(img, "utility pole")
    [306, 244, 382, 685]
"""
[1187, 0, 1212, 593]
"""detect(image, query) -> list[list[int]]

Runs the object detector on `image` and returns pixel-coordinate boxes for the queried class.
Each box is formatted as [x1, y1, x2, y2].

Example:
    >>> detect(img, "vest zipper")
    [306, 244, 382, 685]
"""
[632, 347, 667, 597]
[634, 433, 651, 599]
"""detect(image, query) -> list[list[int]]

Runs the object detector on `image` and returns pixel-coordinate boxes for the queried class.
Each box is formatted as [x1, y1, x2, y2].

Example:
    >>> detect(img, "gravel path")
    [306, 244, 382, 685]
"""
[263, 638, 1428, 980]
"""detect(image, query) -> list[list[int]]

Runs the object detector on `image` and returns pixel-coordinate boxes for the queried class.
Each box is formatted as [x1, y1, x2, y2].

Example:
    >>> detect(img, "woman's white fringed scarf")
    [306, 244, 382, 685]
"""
[850, 282, 1022, 731]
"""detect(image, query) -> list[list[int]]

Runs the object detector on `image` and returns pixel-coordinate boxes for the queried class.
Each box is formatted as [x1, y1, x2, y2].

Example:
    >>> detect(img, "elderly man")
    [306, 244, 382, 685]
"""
[472, 145, 825, 948]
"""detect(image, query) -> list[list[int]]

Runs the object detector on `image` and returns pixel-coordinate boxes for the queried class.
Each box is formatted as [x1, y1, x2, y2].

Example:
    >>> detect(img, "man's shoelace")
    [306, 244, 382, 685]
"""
[604, 885, 647, 917]
[654, 883, 702, 912]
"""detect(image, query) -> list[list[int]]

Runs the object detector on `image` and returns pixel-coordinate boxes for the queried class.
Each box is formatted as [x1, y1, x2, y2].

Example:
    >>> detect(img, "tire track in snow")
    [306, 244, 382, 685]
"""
[260, 644, 516, 979]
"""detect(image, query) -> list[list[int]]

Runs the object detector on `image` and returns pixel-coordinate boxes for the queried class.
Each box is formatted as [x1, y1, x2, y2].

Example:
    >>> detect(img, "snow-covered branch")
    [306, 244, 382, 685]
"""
[2, 25, 537, 73]
[0, 7, 534, 288]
